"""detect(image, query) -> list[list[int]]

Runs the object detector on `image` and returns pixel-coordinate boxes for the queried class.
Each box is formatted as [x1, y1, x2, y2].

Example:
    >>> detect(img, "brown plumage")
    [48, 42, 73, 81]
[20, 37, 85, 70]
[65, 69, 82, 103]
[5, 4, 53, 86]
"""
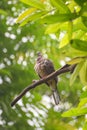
[34, 52, 60, 105]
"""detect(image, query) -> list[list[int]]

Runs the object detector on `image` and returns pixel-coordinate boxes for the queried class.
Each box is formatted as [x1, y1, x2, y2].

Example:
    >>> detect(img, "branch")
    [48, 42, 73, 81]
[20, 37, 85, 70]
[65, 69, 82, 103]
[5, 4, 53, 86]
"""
[11, 64, 76, 107]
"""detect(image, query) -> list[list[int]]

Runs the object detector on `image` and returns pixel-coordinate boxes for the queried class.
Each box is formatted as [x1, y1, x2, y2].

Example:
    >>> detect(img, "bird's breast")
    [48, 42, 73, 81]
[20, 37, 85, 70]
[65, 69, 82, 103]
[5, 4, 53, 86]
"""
[35, 61, 47, 78]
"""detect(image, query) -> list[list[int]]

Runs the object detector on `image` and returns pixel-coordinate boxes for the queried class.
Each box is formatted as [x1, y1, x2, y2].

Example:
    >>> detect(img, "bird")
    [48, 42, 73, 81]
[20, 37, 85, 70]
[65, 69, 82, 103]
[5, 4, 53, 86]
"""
[34, 52, 60, 105]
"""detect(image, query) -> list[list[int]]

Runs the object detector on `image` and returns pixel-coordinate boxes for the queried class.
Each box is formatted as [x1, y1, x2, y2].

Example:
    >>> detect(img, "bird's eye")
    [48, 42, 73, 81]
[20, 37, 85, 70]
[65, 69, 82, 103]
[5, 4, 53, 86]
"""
[44, 61, 48, 64]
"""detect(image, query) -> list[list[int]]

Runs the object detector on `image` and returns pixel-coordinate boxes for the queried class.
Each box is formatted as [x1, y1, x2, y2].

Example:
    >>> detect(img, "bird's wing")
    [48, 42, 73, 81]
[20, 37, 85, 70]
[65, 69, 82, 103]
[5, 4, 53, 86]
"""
[44, 59, 58, 84]
[44, 59, 55, 74]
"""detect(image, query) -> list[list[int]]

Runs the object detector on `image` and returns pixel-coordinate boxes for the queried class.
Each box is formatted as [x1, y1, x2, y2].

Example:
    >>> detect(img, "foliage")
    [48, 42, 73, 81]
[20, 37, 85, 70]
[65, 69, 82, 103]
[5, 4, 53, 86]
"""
[0, 0, 87, 130]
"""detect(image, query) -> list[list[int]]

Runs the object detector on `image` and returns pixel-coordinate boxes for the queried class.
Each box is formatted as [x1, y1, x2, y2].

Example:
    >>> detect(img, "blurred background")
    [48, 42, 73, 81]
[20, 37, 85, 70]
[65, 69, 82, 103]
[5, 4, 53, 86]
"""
[0, 0, 86, 130]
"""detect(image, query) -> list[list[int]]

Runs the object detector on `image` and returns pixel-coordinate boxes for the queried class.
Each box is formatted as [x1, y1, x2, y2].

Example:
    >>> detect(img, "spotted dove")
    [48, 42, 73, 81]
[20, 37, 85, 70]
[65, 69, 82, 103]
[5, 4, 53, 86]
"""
[34, 52, 60, 105]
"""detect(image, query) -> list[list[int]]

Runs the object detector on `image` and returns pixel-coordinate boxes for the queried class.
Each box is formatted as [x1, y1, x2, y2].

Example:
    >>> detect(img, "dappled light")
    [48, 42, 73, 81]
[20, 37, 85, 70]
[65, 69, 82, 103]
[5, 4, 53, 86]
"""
[0, 0, 87, 130]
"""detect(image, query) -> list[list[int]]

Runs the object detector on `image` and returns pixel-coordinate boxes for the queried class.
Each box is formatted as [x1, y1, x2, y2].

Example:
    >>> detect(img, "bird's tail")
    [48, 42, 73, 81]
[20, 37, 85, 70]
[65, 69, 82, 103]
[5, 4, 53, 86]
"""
[52, 89, 60, 105]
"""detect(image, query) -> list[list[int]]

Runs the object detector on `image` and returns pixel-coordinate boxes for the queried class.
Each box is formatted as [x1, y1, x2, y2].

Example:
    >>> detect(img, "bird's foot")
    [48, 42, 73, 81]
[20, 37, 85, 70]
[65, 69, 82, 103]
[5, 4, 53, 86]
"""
[32, 79, 39, 83]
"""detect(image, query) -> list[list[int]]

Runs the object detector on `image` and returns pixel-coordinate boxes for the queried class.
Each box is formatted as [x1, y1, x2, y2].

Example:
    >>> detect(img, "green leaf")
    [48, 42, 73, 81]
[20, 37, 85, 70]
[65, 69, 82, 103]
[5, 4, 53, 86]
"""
[67, 21, 73, 41]
[73, 17, 87, 32]
[62, 107, 87, 117]
[70, 39, 87, 52]
[45, 22, 69, 34]
[80, 2, 87, 16]
[70, 61, 84, 86]
[0, 9, 7, 15]
[78, 97, 87, 107]
[41, 13, 78, 24]
[73, 30, 85, 39]
[74, 0, 87, 6]
[59, 21, 72, 48]
[67, 57, 84, 65]
[20, 0, 45, 10]
[16, 8, 37, 23]
[20, 11, 45, 26]
[80, 91, 87, 99]
[59, 33, 69, 48]
[45, 23, 61, 34]
[83, 121, 87, 130]
[82, 16, 87, 27]
[79, 60, 87, 85]
[50, 0, 70, 13]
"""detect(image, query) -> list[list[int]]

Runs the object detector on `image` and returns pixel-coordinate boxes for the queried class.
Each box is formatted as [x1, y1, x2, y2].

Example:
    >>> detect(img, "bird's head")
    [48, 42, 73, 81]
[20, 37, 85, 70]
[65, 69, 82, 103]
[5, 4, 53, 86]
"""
[37, 52, 42, 57]
[36, 52, 43, 62]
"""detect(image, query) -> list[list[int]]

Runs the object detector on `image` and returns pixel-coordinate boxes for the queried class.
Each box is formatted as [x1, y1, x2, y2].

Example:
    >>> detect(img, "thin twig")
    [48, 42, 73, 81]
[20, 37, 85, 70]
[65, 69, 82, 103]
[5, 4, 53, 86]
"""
[11, 64, 76, 107]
